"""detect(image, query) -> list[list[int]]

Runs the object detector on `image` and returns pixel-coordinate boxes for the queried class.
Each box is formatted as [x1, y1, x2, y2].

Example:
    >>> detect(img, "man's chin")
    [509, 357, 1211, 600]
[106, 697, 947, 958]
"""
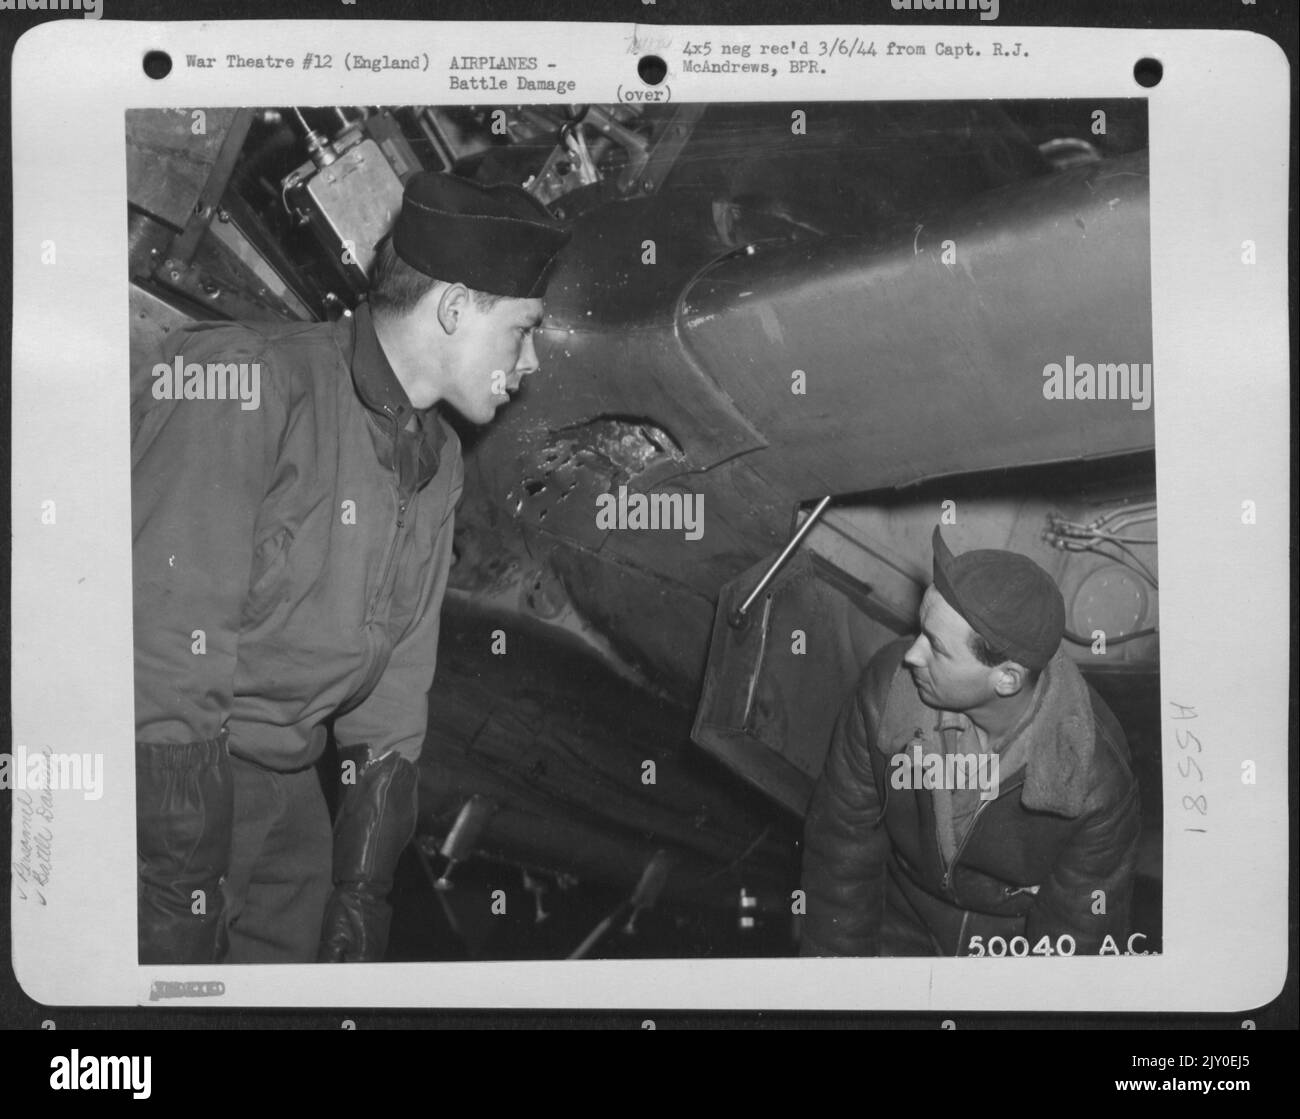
[909, 675, 941, 709]
[453, 399, 504, 425]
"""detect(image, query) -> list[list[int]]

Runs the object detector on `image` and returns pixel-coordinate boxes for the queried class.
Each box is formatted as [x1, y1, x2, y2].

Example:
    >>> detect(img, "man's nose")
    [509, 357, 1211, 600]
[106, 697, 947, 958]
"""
[515, 334, 540, 377]
[902, 636, 925, 668]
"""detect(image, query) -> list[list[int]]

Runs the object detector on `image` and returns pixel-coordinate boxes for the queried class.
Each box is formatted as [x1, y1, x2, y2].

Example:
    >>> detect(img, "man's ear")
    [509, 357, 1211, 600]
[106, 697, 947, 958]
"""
[992, 662, 1030, 698]
[435, 283, 471, 335]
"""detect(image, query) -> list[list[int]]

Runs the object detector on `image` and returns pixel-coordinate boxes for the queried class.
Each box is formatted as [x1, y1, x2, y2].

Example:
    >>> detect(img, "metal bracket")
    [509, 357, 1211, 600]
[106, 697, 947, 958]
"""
[162, 107, 255, 268]
[616, 103, 706, 196]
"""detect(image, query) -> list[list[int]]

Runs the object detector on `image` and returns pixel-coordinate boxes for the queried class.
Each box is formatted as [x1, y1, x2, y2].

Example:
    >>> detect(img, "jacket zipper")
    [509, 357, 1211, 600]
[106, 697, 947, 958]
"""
[342, 490, 409, 714]
[365, 489, 409, 623]
[363, 403, 415, 624]
[941, 774, 1026, 893]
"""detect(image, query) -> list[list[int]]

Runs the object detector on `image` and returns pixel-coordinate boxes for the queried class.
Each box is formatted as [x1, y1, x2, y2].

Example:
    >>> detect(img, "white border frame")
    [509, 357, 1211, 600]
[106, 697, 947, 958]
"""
[9, 19, 1291, 1010]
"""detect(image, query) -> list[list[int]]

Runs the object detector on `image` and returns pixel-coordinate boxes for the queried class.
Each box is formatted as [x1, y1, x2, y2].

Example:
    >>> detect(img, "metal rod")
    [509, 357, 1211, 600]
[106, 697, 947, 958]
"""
[729, 495, 832, 628]
[739, 594, 774, 725]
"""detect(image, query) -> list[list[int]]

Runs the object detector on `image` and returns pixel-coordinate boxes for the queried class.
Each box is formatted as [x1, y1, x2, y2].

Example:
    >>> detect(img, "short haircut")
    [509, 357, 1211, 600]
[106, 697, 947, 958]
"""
[968, 631, 1041, 687]
[368, 237, 504, 319]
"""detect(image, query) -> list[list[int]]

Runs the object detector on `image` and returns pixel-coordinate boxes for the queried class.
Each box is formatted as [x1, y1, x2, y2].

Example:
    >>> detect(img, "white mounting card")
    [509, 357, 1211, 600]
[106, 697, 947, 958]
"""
[8, 18, 1290, 1011]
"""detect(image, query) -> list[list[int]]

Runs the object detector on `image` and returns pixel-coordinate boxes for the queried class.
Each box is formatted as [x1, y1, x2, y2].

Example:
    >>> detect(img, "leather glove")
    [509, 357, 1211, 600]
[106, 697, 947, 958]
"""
[318, 746, 418, 962]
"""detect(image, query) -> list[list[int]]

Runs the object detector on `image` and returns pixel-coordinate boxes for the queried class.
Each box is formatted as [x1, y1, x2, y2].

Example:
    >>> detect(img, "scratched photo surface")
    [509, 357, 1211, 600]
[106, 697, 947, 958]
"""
[126, 99, 1159, 965]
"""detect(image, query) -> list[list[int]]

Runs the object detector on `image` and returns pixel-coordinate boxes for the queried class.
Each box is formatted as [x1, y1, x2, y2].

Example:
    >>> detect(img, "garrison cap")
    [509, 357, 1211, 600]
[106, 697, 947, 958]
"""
[392, 171, 570, 299]
[931, 526, 1065, 671]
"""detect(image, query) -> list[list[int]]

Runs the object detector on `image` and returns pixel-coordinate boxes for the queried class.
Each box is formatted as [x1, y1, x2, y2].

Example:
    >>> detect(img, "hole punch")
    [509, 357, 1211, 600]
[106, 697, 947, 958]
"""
[143, 50, 173, 80]
[637, 54, 667, 86]
[1133, 57, 1162, 88]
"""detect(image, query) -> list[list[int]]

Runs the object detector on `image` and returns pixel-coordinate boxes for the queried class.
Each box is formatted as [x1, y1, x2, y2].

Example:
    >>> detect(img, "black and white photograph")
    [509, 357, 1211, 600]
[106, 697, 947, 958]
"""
[5, 13, 1291, 1031]
[126, 97, 1161, 966]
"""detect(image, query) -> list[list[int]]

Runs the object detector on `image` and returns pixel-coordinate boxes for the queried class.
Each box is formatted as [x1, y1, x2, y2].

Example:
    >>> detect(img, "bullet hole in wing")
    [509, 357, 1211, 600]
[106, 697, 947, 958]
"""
[639, 426, 665, 455]
[546, 416, 685, 480]
[523, 564, 566, 620]
[514, 418, 685, 531]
